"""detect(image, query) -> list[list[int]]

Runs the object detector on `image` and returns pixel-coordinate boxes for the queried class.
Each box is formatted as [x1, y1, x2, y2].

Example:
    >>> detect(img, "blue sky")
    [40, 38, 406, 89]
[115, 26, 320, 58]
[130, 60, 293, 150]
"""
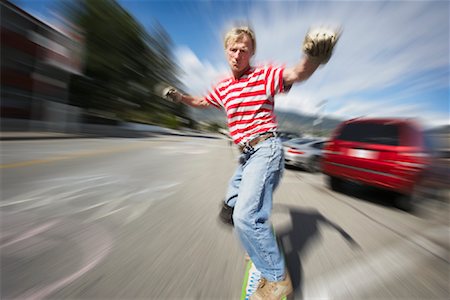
[14, 0, 449, 128]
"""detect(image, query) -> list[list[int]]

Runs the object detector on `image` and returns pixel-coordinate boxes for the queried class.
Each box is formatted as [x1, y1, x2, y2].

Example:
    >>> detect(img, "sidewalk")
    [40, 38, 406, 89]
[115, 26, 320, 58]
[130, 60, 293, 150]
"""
[0, 129, 164, 141]
[0, 120, 225, 141]
[0, 129, 223, 141]
[0, 131, 99, 141]
[0, 119, 179, 141]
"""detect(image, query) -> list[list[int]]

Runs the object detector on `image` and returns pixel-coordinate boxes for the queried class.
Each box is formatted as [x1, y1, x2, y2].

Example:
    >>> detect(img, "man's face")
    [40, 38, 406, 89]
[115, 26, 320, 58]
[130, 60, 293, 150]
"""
[226, 34, 254, 76]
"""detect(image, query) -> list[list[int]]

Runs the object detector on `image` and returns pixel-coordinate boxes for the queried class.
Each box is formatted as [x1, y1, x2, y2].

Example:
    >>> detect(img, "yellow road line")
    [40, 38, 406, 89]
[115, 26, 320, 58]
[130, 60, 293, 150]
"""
[1, 143, 149, 169]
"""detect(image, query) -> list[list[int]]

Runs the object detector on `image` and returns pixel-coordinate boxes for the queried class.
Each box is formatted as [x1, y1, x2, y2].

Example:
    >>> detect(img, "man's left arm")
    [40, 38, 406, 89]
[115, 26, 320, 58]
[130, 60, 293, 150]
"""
[283, 57, 321, 86]
[283, 27, 341, 86]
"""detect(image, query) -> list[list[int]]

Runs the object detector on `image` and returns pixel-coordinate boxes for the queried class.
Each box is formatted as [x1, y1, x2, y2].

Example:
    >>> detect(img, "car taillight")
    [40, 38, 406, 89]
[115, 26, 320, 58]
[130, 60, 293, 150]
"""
[395, 152, 429, 169]
[288, 148, 305, 154]
[395, 161, 425, 168]
[406, 152, 429, 158]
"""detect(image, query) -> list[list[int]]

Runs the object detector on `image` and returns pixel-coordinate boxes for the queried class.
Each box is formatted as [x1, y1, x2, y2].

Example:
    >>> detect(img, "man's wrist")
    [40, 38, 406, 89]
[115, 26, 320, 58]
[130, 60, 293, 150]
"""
[163, 87, 183, 103]
[175, 92, 183, 103]
[304, 54, 326, 66]
[169, 90, 183, 103]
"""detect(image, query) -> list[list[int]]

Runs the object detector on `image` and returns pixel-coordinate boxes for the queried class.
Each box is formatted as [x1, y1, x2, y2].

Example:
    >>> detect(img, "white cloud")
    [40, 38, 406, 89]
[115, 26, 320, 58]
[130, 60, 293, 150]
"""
[174, 46, 228, 95]
[174, 1, 449, 127]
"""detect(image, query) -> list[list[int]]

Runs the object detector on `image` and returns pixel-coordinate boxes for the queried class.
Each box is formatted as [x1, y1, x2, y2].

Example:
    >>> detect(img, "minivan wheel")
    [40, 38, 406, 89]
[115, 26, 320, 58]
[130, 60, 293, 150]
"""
[328, 176, 343, 192]
[394, 194, 413, 211]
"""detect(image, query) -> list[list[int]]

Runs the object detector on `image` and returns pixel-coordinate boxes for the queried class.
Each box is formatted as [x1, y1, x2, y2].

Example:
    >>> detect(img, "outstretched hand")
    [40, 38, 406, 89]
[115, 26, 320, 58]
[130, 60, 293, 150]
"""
[154, 82, 182, 103]
[302, 27, 342, 65]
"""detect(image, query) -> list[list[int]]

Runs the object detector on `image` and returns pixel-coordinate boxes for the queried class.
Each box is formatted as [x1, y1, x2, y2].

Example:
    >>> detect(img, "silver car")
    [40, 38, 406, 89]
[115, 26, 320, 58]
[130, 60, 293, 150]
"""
[283, 138, 328, 173]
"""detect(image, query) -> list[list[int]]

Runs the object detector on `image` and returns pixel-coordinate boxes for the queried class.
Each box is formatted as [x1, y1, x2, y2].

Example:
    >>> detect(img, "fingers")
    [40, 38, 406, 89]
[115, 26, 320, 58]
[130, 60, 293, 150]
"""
[303, 39, 314, 55]
[303, 25, 342, 64]
[153, 82, 181, 102]
[163, 87, 176, 97]
[317, 35, 326, 56]
[162, 86, 180, 102]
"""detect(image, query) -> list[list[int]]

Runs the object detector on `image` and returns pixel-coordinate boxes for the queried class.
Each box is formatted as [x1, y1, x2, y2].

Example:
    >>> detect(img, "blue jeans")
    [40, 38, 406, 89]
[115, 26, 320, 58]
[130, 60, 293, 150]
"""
[225, 137, 285, 281]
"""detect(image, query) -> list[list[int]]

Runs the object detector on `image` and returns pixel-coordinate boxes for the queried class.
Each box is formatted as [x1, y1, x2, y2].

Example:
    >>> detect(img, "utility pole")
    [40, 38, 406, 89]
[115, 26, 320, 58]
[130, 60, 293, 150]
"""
[313, 99, 327, 136]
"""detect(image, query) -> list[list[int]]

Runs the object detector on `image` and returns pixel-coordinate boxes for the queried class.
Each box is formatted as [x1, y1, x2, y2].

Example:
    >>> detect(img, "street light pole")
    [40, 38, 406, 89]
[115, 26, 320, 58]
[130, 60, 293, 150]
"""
[313, 99, 327, 136]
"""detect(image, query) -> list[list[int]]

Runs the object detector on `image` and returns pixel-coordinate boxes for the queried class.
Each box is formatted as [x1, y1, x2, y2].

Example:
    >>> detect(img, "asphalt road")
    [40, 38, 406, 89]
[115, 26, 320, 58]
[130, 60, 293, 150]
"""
[1, 135, 449, 299]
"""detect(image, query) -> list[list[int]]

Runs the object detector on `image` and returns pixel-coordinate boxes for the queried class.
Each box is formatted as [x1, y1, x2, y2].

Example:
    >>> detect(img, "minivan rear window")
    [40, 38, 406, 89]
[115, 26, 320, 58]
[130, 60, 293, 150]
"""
[337, 123, 400, 146]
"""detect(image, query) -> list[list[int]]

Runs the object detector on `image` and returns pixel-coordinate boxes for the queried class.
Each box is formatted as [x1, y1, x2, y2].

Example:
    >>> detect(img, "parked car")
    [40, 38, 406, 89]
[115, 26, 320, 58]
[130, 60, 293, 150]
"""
[283, 138, 328, 173]
[322, 118, 437, 210]
[278, 131, 302, 143]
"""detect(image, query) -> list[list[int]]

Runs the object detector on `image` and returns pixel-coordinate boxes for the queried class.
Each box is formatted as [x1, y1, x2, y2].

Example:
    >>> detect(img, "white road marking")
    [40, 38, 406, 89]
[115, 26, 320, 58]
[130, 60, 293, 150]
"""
[124, 189, 177, 225]
[0, 220, 60, 249]
[157, 140, 215, 155]
[0, 196, 41, 207]
[0, 175, 115, 208]
[70, 201, 109, 214]
[15, 223, 113, 300]
[2, 174, 182, 225]
[88, 206, 128, 221]
[87, 182, 181, 223]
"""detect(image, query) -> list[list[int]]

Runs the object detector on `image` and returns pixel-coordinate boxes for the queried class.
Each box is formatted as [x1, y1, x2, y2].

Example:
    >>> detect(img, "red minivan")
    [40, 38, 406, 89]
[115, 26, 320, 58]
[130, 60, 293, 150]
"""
[322, 118, 430, 202]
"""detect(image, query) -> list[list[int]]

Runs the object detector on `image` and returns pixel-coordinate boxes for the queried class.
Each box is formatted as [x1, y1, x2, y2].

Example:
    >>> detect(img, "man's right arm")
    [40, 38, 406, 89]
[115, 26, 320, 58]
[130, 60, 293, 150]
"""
[163, 86, 211, 108]
[179, 95, 211, 108]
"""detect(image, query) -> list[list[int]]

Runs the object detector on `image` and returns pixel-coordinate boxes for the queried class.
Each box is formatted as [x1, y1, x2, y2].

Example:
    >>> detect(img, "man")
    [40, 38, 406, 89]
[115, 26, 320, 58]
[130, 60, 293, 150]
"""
[161, 26, 339, 300]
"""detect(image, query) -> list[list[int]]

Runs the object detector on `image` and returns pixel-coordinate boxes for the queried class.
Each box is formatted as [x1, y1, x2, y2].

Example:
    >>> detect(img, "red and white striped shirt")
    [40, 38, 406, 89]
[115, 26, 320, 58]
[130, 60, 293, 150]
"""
[204, 65, 286, 145]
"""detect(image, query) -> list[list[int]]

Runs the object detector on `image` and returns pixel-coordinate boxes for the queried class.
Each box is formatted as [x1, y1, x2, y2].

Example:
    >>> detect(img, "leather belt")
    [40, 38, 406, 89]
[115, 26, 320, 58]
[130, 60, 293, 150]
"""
[239, 132, 276, 153]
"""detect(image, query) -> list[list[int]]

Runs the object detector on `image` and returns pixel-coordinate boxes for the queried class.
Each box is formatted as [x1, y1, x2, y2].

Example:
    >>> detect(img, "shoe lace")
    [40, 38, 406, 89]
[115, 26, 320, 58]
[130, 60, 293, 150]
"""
[257, 278, 267, 290]
[257, 278, 279, 297]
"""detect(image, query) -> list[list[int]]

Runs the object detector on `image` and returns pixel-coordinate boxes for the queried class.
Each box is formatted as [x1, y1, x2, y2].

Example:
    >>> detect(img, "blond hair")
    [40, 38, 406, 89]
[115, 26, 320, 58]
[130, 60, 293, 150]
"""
[223, 26, 256, 54]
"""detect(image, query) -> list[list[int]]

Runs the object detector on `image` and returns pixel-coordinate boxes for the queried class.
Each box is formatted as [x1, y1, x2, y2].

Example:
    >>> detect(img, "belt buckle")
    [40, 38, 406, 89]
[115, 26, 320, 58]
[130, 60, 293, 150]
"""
[242, 144, 253, 153]
[241, 131, 276, 153]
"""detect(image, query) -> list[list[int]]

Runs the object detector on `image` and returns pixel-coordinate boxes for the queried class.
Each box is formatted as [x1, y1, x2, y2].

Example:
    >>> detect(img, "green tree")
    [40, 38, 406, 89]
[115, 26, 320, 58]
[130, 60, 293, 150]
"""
[66, 0, 187, 125]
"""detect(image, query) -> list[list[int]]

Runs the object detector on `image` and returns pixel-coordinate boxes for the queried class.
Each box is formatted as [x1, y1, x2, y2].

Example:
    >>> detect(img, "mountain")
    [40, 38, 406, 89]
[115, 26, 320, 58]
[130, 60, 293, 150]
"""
[426, 124, 449, 135]
[188, 106, 449, 138]
[188, 107, 342, 137]
[275, 110, 342, 136]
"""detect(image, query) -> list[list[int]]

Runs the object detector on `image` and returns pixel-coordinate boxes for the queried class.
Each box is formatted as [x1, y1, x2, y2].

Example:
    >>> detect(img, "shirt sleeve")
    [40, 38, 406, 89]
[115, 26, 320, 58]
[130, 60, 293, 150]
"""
[265, 65, 286, 98]
[203, 85, 222, 109]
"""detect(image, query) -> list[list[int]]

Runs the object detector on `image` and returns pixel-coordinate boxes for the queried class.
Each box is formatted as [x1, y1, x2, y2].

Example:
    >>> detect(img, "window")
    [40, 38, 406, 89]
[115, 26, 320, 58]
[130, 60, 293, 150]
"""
[337, 123, 400, 146]
[312, 141, 325, 149]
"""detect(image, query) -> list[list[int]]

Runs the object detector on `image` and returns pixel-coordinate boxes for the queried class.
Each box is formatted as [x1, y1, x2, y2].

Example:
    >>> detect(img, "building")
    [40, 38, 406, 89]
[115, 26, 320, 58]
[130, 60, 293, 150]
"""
[1, 0, 83, 130]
